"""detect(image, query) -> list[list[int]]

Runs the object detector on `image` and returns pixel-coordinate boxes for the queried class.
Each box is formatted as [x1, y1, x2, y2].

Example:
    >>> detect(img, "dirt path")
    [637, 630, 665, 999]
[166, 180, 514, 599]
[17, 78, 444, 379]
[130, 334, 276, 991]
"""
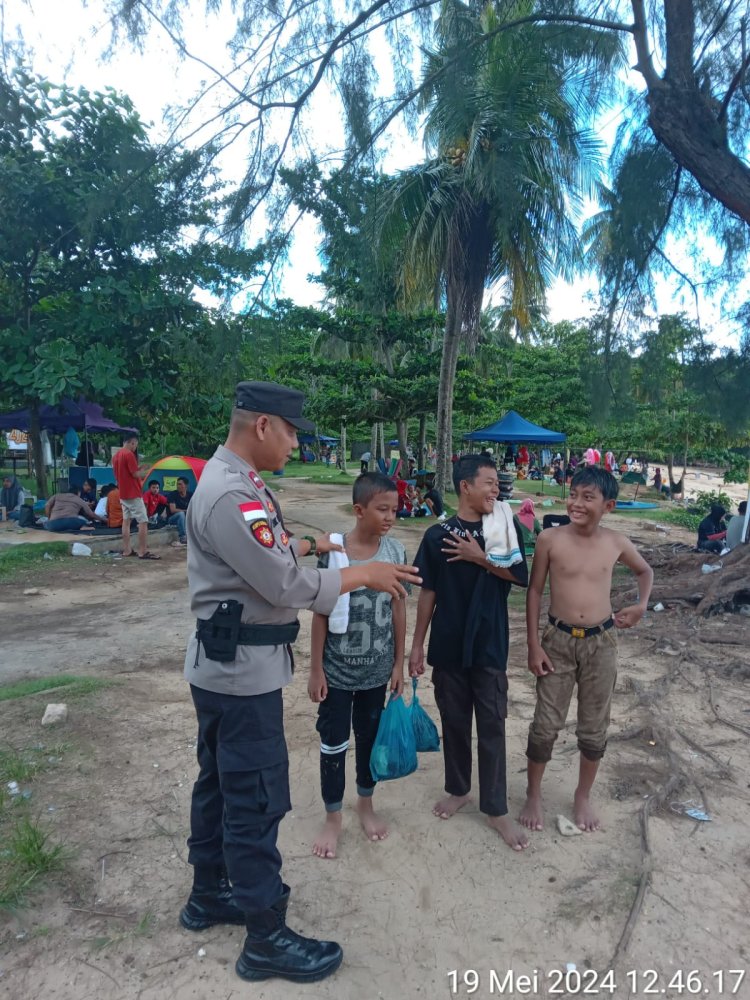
[1, 480, 749, 1000]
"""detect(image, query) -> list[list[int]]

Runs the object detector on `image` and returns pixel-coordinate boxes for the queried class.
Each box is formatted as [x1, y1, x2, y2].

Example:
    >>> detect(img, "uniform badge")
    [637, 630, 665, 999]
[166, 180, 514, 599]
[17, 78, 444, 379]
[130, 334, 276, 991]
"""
[251, 519, 275, 548]
[249, 470, 265, 489]
[280, 530, 289, 546]
[265, 499, 276, 516]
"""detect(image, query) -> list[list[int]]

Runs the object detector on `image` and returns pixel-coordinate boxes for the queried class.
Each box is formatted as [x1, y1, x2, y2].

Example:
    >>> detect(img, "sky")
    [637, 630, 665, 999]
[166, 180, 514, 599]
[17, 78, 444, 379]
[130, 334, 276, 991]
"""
[4, 0, 746, 347]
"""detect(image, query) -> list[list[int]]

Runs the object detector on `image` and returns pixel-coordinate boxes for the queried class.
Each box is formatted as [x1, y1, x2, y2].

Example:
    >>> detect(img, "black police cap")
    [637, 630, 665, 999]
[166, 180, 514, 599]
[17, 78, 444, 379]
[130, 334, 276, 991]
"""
[234, 381, 315, 432]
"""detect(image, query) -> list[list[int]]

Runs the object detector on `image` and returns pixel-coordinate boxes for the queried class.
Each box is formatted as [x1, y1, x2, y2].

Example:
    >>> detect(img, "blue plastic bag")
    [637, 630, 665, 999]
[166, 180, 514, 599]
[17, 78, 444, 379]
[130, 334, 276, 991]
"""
[369, 693, 418, 782]
[410, 678, 440, 752]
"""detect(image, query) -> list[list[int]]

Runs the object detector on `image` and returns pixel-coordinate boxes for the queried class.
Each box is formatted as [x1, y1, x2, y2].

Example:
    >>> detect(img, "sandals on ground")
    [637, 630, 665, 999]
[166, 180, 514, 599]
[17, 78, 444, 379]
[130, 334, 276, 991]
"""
[138, 551, 161, 560]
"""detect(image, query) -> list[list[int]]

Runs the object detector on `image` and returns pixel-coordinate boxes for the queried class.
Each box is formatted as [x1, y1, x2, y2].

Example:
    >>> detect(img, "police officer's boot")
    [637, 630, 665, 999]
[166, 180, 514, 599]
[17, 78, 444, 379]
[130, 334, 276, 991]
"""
[179, 864, 245, 931]
[235, 884, 343, 983]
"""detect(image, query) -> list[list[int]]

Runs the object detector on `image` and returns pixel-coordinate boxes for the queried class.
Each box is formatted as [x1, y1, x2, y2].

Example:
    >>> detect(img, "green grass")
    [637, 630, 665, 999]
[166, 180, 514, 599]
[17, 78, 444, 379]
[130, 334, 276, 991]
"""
[0, 674, 112, 702]
[275, 460, 357, 485]
[0, 744, 69, 910]
[0, 817, 68, 909]
[90, 910, 156, 950]
[0, 542, 70, 580]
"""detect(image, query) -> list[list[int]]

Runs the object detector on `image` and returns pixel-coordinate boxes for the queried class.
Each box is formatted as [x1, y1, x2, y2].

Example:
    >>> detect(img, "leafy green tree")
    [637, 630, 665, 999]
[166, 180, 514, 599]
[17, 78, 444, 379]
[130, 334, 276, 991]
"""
[0, 71, 264, 493]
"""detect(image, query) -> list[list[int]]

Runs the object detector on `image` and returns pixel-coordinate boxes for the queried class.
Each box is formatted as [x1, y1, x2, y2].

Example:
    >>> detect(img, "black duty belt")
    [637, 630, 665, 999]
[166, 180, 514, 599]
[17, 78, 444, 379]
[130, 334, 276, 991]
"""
[548, 613, 614, 639]
[196, 619, 300, 646]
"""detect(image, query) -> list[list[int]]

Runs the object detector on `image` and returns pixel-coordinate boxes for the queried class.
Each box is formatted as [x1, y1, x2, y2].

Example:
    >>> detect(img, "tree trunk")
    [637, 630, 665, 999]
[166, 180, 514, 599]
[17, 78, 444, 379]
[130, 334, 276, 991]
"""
[435, 300, 464, 495]
[339, 422, 348, 475]
[396, 418, 408, 466]
[379, 422, 385, 466]
[29, 403, 49, 498]
[418, 413, 427, 471]
[631, 0, 750, 227]
[369, 421, 378, 470]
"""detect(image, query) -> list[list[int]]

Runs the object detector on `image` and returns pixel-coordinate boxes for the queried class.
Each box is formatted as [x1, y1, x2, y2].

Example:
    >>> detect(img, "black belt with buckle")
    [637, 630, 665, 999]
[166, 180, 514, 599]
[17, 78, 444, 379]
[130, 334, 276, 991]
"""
[548, 614, 614, 639]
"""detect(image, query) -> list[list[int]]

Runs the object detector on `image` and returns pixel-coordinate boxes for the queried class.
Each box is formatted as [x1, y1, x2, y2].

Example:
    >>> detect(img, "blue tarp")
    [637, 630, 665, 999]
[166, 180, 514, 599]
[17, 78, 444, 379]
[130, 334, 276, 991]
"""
[298, 433, 339, 444]
[464, 410, 566, 444]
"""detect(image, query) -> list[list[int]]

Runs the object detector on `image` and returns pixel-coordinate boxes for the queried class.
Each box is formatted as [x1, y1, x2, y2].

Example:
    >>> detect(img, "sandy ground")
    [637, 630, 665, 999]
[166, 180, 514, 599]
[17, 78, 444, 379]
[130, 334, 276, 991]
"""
[1, 479, 749, 1000]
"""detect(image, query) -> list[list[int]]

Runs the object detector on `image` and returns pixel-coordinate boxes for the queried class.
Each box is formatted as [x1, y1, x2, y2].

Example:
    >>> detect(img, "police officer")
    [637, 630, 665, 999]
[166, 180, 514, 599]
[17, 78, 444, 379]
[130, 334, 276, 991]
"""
[179, 381, 419, 984]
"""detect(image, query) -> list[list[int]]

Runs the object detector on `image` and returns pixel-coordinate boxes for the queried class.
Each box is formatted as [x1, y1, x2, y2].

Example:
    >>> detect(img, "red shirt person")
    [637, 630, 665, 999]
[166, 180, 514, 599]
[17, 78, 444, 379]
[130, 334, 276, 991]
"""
[143, 480, 169, 518]
[112, 433, 160, 560]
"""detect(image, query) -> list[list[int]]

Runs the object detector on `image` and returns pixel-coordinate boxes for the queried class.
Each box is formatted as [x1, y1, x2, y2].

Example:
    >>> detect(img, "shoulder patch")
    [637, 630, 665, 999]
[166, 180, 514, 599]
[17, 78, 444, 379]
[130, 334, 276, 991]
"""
[249, 470, 265, 489]
[251, 520, 275, 548]
[280, 530, 290, 546]
[239, 500, 267, 524]
[265, 498, 276, 516]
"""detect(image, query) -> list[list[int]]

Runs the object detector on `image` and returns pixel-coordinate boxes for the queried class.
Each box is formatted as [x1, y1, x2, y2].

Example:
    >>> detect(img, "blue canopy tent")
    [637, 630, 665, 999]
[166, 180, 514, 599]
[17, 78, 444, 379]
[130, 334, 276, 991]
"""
[464, 410, 567, 495]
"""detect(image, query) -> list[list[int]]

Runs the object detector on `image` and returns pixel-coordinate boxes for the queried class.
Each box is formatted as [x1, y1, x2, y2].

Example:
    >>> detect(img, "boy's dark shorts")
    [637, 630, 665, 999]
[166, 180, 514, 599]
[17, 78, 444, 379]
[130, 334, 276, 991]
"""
[527, 620, 618, 764]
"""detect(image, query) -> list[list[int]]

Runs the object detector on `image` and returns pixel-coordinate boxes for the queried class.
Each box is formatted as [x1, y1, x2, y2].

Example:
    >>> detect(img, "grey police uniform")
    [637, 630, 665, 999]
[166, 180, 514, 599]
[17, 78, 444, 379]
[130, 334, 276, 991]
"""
[184, 443, 341, 915]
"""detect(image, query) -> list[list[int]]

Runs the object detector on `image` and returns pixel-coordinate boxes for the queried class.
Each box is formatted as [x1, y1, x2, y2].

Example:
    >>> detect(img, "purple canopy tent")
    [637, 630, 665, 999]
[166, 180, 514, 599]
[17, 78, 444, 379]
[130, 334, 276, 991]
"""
[0, 399, 137, 488]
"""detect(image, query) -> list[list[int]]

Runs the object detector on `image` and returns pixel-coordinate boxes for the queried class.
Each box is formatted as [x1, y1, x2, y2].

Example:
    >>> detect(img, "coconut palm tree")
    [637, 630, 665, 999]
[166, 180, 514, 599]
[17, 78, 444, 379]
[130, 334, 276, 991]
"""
[381, 0, 623, 491]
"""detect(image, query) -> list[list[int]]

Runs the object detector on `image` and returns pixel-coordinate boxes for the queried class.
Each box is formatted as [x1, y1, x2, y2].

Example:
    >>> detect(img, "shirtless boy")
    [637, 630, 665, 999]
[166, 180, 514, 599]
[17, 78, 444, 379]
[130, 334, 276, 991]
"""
[520, 467, 653, 833]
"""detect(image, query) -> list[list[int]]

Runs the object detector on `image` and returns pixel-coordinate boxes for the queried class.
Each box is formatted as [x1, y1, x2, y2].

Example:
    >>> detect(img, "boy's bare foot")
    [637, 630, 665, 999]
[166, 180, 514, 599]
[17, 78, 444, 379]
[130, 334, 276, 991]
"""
[574, 791, 601, 832]
[356, 797, 388, 842]
[433, 793, 470, 819]
[519, 794, 544, 831]
[487, 815, 530, 851]
[312, 812, 342, 859]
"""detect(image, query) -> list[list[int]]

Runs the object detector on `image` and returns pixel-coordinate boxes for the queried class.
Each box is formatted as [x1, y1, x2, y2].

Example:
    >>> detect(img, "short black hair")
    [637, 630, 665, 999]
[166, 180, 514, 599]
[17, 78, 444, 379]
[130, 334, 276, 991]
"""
[570, 466, 619, 500]
[148, 479, 160, 488]
[739, 501, 747, 516]
[353, 472, 397, 506]
[122, 431, 139, 443]
[68, 485, 82, 496]
[100, 484, 113, 497]
[452, 454, 496, 493]
[176, 476, 189, 485]
[84, 478, 97, 489]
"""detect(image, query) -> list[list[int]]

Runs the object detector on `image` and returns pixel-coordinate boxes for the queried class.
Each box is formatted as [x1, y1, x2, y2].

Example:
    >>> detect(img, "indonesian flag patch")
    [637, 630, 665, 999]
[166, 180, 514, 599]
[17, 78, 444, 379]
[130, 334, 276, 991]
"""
[252, 520, 275, 548]
[239, 501, 267, 524]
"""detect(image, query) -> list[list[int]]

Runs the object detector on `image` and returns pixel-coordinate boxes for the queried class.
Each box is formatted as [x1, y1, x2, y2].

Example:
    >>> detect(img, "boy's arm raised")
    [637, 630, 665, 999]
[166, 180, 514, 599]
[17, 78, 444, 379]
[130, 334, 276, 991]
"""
[390, 596, 406, 697]
[613, 537, 654, 629]
[526, 533, 555, 676]
[408, 588, 436, 677]
[308, 613, 329, 703]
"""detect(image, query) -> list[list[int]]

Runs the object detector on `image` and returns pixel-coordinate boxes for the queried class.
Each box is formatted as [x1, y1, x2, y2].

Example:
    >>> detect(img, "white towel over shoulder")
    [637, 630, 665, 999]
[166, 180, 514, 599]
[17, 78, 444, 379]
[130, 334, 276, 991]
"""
[482, 501, 523, 568]
[326, 533, 350, 633]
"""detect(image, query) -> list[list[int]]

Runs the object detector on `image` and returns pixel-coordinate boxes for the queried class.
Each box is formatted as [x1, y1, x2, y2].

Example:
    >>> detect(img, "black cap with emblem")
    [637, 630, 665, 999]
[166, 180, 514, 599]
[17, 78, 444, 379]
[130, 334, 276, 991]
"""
[234, 380, 316, 432]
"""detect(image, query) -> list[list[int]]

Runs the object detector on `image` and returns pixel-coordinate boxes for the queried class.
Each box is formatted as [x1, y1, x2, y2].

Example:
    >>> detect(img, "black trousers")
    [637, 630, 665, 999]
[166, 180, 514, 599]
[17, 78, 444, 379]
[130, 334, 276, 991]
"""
[187, 684, 291, 915]
[316, 684, 387, 811]
[432, 667, 509, 817]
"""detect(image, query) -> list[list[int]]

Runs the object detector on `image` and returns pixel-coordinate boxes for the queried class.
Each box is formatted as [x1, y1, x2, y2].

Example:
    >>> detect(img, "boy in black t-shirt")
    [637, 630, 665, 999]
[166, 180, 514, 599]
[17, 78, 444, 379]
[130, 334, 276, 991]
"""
[409, 455, 529, 851]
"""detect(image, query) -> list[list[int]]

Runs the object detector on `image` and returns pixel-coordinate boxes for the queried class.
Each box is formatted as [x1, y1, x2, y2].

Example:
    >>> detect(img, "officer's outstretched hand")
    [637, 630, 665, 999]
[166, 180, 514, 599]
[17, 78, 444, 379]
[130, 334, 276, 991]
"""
[363, 562, 421, 599]
[316, 534, 344, 555]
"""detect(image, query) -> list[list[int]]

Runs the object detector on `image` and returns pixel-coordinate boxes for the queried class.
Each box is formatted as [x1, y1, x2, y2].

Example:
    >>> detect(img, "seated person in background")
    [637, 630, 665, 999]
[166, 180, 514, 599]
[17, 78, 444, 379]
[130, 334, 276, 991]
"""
[528, 465, 543, 481]
[80, 478, 98, 507]
[45, 486, 106, 532]
[517, 466, 528, 481]
[94, 483, 114, 519]
[143, 479, 169, 520]
[422, 479, 445, 518]
[106, 486, 123, 529]
[1, 475, 25, 521]
[697, 504, 727, 554]
[396, 479, 414, 518]
[552, 462, 564, 486]
[166, 476, 192, 544]
[517, 499, 542, 550]
[726, 501, 748, 550]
